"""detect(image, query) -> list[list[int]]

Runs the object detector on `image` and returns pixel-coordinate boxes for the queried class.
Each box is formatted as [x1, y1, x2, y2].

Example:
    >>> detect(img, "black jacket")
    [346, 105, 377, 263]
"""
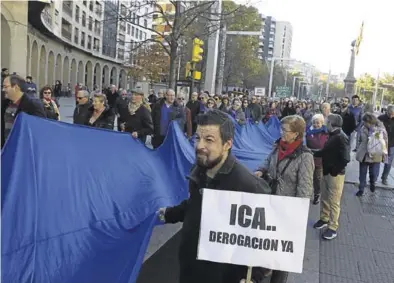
[73, 102, 92, 125]
[186, 100, 200, 122]
[378, 114, 394, 147]
[248, 103, 263, 122]
[314, 129, 350, 176]
[118, 104, 153, 142]
[1, 94, 46, 147]
[85, 107, 115, 130]
[164, 155, 272, 283]
[336, 108, 356, 136]
[105, 90, 119, 109]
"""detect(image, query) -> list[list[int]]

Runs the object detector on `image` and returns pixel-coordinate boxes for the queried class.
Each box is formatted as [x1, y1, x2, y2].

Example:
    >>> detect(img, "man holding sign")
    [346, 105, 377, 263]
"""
[159, 110, 272, 283]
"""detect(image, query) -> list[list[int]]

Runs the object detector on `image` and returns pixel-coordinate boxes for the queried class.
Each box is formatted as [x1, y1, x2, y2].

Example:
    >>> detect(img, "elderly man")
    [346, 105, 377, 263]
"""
[73, 89, 92, 125]
[378, 104, 394, 185]
[313, 114, 350, 240]
[151, 89, 185, 148]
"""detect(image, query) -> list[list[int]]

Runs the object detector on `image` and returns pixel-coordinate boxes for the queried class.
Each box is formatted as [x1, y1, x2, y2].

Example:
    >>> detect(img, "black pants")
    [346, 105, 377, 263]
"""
[152, 135, 165, 149]
[313, 167, 323, 196]
[270, 270, 288, 283]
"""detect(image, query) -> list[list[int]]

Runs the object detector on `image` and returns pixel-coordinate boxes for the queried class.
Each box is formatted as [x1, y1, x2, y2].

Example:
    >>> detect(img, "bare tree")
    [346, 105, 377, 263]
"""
[107, 1, 244, 89]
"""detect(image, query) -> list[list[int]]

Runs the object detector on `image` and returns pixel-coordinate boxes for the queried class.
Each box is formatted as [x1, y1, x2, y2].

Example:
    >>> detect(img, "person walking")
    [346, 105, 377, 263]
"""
[313, 114, 350, 240]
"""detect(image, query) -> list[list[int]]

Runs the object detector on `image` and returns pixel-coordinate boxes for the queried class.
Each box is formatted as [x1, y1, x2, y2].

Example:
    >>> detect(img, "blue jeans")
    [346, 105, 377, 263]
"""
[359, 162, 380, 191]
[381, 146, 394, 180]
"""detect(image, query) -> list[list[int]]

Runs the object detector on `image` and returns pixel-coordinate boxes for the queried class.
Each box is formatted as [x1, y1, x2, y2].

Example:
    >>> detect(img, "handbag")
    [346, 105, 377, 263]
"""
[263, 158, 293, 195]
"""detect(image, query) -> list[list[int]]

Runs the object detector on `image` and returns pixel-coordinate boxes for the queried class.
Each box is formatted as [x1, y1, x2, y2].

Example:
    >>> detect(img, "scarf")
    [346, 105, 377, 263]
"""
[278, 139, 302, 162]
[306, 126, 328, 137]
[128, 101, 142, 115]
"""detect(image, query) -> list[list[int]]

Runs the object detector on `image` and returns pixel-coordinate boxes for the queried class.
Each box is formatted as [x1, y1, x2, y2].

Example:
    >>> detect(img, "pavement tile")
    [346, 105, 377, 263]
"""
[373, 250, 394, 270]
[320, 242, 374, 262]
[303, 248, 320, 272]
[357, 260, 394, 283]
[287, 270, 319, 283]
[319, 273, 364, 283]
[320, 256, 361, 281]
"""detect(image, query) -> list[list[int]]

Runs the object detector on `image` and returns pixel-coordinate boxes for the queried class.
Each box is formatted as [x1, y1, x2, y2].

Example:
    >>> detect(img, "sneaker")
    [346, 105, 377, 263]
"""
[322, 229, 337, 240]
[356, 190, 364, 197]
[313, 194, 320, 205]
[313, 220, 328, 230]
[382, 179, 388, 186]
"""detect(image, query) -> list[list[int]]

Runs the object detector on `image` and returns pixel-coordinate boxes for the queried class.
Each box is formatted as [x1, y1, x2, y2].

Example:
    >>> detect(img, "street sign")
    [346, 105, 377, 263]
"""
[275, 86, 291, 98]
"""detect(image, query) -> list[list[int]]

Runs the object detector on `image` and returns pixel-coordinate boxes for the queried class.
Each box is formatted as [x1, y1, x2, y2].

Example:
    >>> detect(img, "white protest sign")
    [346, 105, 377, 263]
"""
[197, 189, 310, 273]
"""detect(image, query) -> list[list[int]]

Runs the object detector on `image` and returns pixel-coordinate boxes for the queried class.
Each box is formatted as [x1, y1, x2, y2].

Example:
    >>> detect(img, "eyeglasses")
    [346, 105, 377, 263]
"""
[43, 91, 51, 94]
[178, 98, 185, 100]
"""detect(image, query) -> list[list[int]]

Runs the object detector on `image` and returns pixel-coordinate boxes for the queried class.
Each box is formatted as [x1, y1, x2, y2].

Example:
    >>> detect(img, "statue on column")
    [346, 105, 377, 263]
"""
[344, 40, 357, 96]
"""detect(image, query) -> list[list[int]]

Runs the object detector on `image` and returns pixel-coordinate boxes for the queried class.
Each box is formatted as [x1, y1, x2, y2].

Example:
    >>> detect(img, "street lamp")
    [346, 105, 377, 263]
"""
[292, 76, 303, 97]
[268, 57, 296, 97]
[298, 81, 309, 100]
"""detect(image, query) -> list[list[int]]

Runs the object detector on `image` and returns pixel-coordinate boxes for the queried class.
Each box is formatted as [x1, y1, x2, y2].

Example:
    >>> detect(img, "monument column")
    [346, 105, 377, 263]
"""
[344, 40, 357, 96]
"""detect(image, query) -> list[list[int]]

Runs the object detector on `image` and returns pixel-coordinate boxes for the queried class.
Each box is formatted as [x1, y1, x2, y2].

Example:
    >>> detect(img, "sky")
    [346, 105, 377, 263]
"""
[238, 0, 394, 76]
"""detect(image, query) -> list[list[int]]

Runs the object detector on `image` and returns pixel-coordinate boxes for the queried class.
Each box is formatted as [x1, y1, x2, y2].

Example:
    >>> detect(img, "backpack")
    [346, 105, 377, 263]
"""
[367, 129, 387, 156]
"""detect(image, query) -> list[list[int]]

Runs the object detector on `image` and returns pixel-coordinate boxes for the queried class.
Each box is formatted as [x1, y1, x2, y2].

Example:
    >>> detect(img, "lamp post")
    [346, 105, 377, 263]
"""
[268, 57, 296, 97]
[292, 76, 303, 97]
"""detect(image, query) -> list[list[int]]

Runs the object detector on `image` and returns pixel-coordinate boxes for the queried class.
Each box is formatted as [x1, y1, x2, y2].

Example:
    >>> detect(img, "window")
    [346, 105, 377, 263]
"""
[153, 14, 158, 20]
[94, 20, 100, 34]
[75, 6, 80, 22]
[81, 31, 85, 47]
[74, 27, 79, 43]
[121, 4, 127, 16]
[54, 9, 59, 25]
[139, 30, 142, 40]
[94, 38, 100, 52]
[145, 7, 148, 15]
[88, 16, 93, 30]
[83, 0, 87, 6]
[144, 19, 147, 28]
[82, 11, 86, 26]
[88, 35, 92, 49]
[132, 26, 135, 37]
[127, 24, 131, 35]
[132, 13, 136, 24]
[135, 28, 138, 38]
[89, 1, 94, 11]
[143, 32, 146, 40]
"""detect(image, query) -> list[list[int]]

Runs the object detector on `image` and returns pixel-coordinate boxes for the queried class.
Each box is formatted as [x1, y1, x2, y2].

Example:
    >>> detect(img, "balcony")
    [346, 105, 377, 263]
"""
[95, 6, 102, 17]
[61, 27, 72, 41]
[62, 2, 73, 17]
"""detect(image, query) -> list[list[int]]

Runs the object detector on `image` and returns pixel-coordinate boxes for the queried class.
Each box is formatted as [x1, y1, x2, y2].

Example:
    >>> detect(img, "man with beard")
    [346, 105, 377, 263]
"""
[158, 109, 271, 283]
[335, 97, 356, 138]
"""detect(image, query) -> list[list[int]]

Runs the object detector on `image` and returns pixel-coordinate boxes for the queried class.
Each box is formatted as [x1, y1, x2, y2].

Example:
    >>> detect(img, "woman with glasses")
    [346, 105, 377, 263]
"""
[254, 115, 314, 283]
[206, 98, 216, 110]
[39, 86, 60, 121]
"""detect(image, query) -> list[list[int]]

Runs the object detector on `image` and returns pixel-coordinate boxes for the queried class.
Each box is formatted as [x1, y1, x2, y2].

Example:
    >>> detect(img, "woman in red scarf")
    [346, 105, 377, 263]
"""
[254, 115, 314, 283]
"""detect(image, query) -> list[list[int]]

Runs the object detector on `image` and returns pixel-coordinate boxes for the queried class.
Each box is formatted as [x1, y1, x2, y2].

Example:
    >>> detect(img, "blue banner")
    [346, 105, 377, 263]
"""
[2, 113, 280, 283]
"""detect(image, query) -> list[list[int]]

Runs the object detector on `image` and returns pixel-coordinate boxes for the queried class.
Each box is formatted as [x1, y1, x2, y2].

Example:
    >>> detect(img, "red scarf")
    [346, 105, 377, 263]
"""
[278, 139, 302, 162]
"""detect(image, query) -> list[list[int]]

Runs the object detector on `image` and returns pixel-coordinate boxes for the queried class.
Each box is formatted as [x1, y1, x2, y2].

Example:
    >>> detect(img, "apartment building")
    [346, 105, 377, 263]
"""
[273, 21, 292, 60]
[258, 15, 276, 61]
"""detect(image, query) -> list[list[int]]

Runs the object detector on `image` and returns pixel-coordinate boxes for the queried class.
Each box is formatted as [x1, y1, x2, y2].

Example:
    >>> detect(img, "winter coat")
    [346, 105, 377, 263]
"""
[118, 104, 153, 142]
[314, 129, 351, 176]
[229, 108, 246, 125]
[305, 127, 329, 168]
[73, 102, 92, 125]
[85, 107, 115, 130]
[378, 114, 394, 148]
[356, 122, 388, 163]
[164, 155, 272, 283]
[259, 141, 314, 198]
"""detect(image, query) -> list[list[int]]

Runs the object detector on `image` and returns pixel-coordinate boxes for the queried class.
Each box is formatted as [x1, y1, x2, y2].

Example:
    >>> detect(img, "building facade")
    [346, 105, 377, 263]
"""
[273, 21, 292, 59]
[1, 0, 153, 91]
[258, 15, 276, 61]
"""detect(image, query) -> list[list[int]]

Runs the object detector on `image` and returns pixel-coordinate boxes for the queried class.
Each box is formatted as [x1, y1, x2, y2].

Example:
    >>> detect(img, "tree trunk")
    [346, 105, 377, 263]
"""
[168, 40, 178, 90]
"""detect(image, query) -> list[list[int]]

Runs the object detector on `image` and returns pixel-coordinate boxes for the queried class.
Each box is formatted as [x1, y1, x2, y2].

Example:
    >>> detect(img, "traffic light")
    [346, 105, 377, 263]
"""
[192, 38, 204, 63]
[185, 62, 191, 78]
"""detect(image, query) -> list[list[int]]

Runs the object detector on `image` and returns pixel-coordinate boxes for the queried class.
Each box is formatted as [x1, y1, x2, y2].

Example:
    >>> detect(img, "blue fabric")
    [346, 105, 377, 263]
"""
[306, 126, 328, 136]
[2, 113, 280, 283]
[160, 104, 171, 136]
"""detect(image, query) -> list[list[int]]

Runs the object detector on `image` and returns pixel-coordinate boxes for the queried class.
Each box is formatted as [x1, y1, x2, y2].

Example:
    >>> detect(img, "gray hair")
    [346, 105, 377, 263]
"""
[312, 113, 325, 123]
[166, 89, 175, 95]
[387, 104, 394, 115]
[327, 113, 343, 128]
[78, 89, 90, 98]
[321, 102, 331, 111]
